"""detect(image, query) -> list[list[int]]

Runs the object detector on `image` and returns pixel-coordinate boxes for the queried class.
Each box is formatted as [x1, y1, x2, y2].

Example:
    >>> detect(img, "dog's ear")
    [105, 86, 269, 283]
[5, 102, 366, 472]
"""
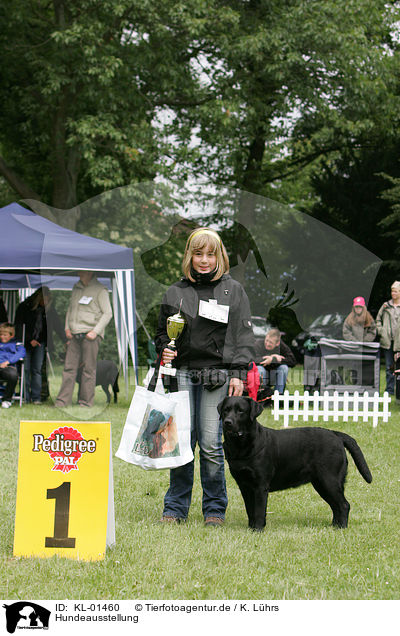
[217, 397, 227, 415]
[250, 398, 263, 420]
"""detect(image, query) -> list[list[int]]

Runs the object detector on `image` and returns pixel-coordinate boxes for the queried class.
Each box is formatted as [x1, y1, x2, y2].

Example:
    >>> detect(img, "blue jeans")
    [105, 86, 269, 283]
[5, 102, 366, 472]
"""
[257, 364, 289, 394]
[24, 344, 46, 402]
[163, 369, 229, 520]
[383, 344, 395, 394]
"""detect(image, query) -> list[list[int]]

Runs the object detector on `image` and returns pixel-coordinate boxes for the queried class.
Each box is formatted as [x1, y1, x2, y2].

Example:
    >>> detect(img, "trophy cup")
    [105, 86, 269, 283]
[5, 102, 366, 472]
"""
[162, 302, 186, 376]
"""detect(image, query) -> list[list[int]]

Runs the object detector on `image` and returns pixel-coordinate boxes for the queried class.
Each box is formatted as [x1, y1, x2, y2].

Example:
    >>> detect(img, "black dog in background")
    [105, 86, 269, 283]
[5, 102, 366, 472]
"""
[76, 360, 119, 403]
[218, 396, 372, 531]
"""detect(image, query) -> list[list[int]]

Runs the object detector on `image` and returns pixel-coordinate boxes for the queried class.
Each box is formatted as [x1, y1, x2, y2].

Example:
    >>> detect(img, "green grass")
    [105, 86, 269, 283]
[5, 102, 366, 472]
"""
[1, 366, 399, 600]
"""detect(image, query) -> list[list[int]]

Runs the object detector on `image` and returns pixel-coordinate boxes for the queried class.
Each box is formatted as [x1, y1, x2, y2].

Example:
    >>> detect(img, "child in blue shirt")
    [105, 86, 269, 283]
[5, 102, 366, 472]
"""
[0, 323, 26, 409]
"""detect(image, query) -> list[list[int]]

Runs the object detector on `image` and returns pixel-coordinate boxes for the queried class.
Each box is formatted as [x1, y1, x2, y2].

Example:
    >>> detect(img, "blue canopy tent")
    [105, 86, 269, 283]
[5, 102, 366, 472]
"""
[0, 203, 138, 390]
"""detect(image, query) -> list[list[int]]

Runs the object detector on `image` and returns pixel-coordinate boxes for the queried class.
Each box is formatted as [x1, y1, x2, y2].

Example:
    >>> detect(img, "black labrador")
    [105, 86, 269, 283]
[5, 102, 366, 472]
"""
[218, 396, 372, 530]
[76, 360, 119, 403]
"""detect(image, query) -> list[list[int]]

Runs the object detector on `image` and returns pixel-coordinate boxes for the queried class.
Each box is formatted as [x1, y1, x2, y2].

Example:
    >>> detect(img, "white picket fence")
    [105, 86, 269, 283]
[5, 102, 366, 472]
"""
[272, 390, 391, 428]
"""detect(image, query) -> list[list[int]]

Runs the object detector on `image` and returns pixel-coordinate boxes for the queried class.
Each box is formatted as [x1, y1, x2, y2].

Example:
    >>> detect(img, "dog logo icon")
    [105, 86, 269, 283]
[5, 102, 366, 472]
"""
[2, 602, 50, 633]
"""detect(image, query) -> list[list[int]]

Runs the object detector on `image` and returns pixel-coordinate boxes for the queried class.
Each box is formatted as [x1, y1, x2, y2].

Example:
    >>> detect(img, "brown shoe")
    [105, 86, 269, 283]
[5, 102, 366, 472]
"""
[160, 515, 185, 524]
[204, 516, 224, 527]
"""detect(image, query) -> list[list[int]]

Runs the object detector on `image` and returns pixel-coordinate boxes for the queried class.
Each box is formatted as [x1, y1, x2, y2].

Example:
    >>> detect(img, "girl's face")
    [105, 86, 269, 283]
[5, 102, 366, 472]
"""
[191, 244, 217, 274]
[353, 306, 363, 315]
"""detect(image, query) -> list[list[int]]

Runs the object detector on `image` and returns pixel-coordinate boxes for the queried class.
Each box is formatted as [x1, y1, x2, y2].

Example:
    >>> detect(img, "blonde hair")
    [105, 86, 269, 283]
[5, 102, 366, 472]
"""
[266, 328, 281, 341]
[182, 228, 229, 282]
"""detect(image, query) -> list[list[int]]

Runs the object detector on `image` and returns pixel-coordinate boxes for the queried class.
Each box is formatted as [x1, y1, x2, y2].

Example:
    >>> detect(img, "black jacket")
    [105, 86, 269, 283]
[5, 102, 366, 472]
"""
[254, 339, 296, 369]
[155, 274, 255, 376]
[0, 297, 7, 323]
[15, 298, 65, 352]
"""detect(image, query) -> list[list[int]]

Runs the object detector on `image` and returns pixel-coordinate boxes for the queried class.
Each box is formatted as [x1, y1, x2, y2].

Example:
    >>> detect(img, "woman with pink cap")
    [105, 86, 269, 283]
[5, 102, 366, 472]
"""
[376, 281, 400, 394]
[342, 296, 376, 343]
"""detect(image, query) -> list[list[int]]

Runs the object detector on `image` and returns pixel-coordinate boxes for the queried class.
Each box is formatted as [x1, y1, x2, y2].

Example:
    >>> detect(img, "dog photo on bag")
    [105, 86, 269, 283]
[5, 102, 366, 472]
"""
[133, 404, 180, 459]
[218, 396, 372, 531]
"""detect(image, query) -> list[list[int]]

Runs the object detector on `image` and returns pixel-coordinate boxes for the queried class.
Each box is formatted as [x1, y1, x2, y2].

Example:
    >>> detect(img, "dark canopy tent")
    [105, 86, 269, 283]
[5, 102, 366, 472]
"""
[0, 202, 133, 272]
[0, 203, 138, 385]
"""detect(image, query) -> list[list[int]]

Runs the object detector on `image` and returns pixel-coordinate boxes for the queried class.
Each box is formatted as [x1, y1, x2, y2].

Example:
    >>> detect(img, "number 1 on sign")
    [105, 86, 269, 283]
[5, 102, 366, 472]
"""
[45, 481, 76, 548]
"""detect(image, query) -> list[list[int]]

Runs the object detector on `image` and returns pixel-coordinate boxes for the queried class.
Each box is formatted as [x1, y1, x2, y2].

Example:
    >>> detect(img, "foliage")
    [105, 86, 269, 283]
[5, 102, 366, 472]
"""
[307, 141, 400, 311]
[1, 1, 397, 211]
[376, 52, 400, 281]
[0, 0, 213, 211]
[164, 0, 396, 198]
[380, 172, 400, 261]
[2, 0, 400, 328]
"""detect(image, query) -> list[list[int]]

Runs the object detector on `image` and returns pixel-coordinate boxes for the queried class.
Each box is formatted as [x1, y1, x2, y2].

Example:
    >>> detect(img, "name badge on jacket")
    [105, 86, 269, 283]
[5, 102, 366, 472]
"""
[198, 299, 229, 324]
[78, 296, 93, 305]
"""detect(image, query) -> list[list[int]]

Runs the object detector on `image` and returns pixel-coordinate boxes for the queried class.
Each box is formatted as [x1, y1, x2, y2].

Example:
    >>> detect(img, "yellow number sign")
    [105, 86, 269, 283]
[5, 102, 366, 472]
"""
[13, 421, 115, 561]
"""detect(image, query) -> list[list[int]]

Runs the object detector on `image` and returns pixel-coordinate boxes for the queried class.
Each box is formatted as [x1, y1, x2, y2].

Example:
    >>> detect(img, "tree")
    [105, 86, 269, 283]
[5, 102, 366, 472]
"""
[0, 0, 214, 224]
[164, 1, 395, 203]
[2, 0, 396, 224]
[306, 141, 400, 311]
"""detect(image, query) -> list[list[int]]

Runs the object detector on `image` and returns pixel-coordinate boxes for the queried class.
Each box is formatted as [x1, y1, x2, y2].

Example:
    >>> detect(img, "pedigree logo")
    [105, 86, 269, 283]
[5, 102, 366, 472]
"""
[32, 426, 97, 473]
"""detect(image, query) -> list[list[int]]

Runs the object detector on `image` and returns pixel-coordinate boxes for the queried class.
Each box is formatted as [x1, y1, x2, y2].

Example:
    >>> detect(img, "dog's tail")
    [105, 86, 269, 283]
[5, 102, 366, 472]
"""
[334, 432, 372, 483]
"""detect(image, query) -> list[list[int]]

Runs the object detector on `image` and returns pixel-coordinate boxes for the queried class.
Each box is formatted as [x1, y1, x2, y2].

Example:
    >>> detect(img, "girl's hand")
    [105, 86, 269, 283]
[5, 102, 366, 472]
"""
[228, 377, 243, 396]
[162, 347, 177, 365]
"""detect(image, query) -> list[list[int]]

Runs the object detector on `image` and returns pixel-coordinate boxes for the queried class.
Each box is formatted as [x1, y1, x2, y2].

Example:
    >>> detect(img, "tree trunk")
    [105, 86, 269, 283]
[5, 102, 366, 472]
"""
[234, 129, 266, 282]
[0, 156, 41, 202]
[47, 0, 81, 230]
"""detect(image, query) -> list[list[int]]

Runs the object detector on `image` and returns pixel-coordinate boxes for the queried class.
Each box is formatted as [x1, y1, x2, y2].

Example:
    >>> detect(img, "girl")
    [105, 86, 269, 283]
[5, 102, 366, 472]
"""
[342, 296, 376, 343]
[155, 227, 255, 526]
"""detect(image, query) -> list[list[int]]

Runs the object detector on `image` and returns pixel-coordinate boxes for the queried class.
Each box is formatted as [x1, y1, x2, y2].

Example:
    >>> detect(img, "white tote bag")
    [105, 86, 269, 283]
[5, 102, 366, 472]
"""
[115, 365, 193, 470]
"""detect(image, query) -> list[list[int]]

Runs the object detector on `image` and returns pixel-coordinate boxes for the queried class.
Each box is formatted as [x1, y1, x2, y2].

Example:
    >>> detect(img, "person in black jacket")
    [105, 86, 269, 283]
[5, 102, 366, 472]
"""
[0, 293, 7, 323]
[15, 286, 65, 404]
[155, 227, 255, 526]
[255, 327, 296, 394]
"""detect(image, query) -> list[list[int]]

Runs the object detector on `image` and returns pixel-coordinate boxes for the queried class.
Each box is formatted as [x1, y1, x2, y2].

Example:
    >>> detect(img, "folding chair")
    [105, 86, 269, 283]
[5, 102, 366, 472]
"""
[14, 357, 25, 406]
[14, 324, 26, 406]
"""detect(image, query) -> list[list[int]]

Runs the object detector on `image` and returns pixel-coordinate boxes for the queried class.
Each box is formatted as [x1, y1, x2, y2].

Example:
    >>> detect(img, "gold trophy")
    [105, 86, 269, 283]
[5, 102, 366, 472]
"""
[162, 301, 186, 376]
